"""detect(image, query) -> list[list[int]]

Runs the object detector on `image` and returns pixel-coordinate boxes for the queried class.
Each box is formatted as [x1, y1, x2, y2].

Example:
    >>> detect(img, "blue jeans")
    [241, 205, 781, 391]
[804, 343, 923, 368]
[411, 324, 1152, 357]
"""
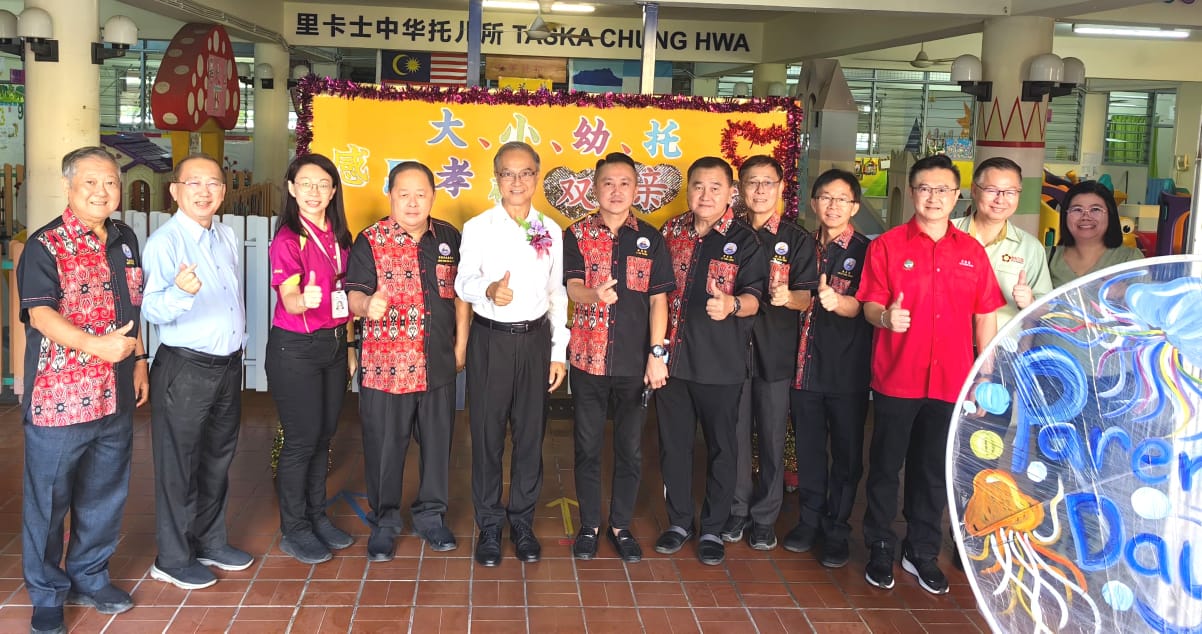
[22, 410, 133, 607]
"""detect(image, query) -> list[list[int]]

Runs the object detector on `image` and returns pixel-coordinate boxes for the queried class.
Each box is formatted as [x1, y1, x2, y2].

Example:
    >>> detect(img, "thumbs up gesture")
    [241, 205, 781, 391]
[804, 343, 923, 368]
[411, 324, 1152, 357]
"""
[175, 262, 201, 295]
[882, 292, 910, 333]
[366, 291, 389, 321]
[489, 271, 514, 306]
[595, 277, 619, 305]
[768, 269, 790, 307]
[817, 274, 840, 312]
[301, 271, 323, 309]
[1012, 269, 1033, 310]
[93, 320, 137, 363]
[706, 278, 733, 321]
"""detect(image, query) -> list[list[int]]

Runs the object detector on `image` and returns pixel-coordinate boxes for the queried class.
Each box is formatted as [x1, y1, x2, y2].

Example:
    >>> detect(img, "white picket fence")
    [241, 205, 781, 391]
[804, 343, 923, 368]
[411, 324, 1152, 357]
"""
[115, 210, 272, 391]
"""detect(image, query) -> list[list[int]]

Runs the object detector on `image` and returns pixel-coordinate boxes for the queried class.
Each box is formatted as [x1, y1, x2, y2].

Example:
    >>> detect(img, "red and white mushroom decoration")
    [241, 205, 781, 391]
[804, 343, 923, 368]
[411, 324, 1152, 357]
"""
[151, 23, 240, 131]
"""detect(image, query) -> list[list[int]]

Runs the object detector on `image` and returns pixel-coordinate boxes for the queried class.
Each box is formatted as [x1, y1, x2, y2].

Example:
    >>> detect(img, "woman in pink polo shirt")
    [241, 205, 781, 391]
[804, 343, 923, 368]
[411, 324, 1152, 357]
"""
[265, 154, 354, 565]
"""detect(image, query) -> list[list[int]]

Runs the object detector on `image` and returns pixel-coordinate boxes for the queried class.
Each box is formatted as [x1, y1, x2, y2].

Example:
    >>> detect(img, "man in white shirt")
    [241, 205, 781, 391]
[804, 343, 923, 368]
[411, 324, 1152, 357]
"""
[455, 141, 569, 567]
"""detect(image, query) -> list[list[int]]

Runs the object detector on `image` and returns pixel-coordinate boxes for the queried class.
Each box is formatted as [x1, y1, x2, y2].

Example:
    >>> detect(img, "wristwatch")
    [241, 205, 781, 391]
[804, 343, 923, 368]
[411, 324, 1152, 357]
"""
[729, 296, 742, 317]
[650, 344, 667, 359]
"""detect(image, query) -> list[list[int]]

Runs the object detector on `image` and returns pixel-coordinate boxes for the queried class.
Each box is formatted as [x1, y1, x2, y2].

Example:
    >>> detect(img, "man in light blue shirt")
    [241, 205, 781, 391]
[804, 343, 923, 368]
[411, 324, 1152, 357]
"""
[141, 154, 251, 590]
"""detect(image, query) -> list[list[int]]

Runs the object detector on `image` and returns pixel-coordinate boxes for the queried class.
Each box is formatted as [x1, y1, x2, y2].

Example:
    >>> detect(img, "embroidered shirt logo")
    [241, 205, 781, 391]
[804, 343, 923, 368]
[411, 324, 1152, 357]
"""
[959, 259, 974, 268]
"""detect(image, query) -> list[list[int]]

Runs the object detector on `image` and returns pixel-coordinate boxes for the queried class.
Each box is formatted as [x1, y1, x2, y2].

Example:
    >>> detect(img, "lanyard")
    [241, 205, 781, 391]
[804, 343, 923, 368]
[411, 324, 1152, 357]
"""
[300, 216, 343, 285]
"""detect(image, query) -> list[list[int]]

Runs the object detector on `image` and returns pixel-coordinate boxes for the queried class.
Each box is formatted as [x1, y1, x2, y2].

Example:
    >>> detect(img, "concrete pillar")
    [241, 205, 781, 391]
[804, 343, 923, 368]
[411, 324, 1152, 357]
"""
[975, 16, 1054, 234]
[252, 42, 290, 196]
[1173, 83, 1202, 188]
[1079, 92, 1108, 172]
[751, 63, 787, 98]
[24, 0, 101, 230]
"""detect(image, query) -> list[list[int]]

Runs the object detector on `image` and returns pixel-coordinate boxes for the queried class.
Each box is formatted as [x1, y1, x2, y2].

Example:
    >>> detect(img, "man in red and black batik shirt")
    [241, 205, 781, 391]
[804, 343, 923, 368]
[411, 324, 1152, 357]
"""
[723, 156, 818, 552]
[653, 156, 766, 567]
[346, 162, 471, 562]
[18, 147, 149, 634]
[563, 153, 675, 564]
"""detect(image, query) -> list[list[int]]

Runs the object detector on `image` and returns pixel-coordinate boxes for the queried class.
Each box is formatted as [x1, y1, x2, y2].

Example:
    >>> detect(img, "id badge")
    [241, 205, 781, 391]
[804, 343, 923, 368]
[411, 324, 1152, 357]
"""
[330, 289, 349, 319]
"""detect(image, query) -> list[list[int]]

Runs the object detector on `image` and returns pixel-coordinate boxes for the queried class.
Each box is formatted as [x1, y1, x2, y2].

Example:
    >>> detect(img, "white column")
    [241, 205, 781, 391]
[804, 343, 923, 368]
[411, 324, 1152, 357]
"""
[252, 42, 290, 195]
[751, 63, 787, 98]
[1173, 83, 1202, 187]
[24, 0, 101, 230]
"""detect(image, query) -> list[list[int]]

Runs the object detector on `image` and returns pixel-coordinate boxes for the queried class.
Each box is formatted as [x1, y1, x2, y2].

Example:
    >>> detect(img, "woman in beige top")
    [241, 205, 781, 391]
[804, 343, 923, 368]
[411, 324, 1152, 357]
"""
[1047, 180, 1143, 288]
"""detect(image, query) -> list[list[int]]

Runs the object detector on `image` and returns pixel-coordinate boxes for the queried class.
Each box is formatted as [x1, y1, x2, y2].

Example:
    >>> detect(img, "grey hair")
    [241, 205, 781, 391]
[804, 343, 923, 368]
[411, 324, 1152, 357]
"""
[492, 141, 540, 174]
[62, 146, 120, 181]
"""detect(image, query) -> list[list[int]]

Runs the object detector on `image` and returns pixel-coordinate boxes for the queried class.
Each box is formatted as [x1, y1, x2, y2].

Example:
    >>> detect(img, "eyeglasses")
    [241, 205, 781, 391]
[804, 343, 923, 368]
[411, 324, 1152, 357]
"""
[814, 195, 855, 208]
[497, 169, 537, 182]
[1066, 205, 1107, 217]
[294, 180, 333, 193]
[176, 180, 225, 192]
[742, 179, 780, 192]
[978, 186, 1022, 201]
[913, 185, 957, 197]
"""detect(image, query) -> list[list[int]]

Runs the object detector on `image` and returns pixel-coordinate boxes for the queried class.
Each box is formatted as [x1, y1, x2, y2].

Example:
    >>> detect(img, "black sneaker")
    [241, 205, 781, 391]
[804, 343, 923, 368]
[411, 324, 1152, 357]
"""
[573, 527, 598, 560]
[820, 539, 850, 568]
[280, 530, 333, 565]
[313, 515, 354, 550]
[782, 523, 817, 553]
[196, 544, 254, 571]
[421, 525, 458, 552]
[475, 525, 502, 567]
[150, 560, 217, 590]
[30, 606, 65, 634]
[720, 515, 748, 543]
[865, 541, 895, 590]
[748, 523, 777, 551]
[902, 550, 949, 595]
[367, 526, 397, 561]
[67, 583, 133, 614]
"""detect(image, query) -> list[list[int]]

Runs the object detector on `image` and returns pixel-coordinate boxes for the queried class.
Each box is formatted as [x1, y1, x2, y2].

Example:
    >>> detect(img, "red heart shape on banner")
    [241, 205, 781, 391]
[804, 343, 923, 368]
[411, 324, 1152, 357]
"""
[720, 121, 791, 172]
[543, 162, 683, 221]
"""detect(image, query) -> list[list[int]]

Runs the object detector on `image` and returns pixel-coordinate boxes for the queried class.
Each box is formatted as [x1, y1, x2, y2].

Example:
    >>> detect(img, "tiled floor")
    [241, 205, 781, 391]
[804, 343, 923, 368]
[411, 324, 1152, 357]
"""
[0, 392, 986, 633]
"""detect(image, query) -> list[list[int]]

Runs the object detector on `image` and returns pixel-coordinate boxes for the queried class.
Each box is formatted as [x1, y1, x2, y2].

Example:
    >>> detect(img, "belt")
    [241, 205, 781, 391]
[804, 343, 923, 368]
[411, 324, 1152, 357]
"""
[473, 314, 547, 335]
[160, 344, 242, 367]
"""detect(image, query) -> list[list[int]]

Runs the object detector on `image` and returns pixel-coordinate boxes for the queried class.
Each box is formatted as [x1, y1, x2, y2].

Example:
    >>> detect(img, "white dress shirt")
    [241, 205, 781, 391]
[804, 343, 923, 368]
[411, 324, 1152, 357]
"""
[455, 204, 569, 362]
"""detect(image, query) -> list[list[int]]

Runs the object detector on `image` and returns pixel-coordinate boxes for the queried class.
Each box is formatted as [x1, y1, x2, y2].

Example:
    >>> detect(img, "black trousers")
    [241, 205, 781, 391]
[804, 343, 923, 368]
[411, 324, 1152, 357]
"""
[732, 377, 790, 525]
[862, 392, 954, 559]
[150, 344, 243, 568]
[359, 382, 455, 534]
[655, 378, 741, 537]
[265, 326, 348, 535]
[466, 320, 551, 529]
[791, 389, 869, 541]
[570, 371, 645, 530]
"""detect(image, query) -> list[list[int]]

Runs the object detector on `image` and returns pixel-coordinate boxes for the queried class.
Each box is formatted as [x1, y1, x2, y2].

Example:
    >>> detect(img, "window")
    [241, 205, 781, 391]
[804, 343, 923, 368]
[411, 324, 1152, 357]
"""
[1046, 90, 1083, 162]
[1104, 91, 1152, 165]
[844, 68, 975, 158]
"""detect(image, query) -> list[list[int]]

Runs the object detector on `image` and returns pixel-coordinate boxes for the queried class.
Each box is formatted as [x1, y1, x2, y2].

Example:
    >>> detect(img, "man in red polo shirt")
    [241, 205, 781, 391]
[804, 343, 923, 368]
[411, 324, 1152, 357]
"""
[856, 154, 1003, 595]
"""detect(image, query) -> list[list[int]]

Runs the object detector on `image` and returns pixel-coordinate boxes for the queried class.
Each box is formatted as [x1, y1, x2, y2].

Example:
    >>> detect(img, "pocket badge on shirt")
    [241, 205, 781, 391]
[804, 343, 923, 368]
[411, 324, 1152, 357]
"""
[330, 289, 349, 319]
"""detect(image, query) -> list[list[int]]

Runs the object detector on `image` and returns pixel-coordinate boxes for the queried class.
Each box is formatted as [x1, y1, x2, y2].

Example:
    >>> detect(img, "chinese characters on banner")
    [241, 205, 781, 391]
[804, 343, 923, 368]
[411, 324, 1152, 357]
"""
[300, 79, 800, 235]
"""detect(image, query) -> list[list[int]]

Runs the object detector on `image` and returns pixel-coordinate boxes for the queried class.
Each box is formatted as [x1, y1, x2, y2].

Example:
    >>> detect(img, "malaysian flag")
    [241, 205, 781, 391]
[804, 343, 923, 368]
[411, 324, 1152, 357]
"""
[381, 50, 469, 86]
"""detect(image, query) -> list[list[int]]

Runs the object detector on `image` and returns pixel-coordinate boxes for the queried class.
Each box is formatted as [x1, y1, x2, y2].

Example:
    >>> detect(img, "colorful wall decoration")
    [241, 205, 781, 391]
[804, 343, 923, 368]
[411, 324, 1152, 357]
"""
[949, 255, 1202, 634]
[295, 76, 801, 235]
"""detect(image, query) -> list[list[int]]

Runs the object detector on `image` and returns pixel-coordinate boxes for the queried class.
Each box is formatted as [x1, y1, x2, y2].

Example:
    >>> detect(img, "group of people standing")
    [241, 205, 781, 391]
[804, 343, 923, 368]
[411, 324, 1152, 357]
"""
[17, 140, 1140, 634]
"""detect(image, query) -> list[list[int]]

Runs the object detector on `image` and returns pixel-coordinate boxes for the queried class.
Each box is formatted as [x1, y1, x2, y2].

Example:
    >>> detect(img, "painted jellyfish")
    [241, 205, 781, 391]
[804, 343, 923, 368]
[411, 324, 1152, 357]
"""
[950, 258, 1202, 634]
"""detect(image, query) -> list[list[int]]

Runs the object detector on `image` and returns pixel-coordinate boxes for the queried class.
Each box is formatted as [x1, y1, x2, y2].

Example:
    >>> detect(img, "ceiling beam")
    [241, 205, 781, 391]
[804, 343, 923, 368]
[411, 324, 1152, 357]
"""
[616, 0, 1011, 17]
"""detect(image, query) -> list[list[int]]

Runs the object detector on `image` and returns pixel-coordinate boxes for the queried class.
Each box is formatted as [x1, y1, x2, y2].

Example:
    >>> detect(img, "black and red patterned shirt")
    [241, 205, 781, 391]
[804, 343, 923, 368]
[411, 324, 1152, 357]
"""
[18, 208, 143, 427]
[793, 223, 873, 393]
[749, 213, 819, 382]
[563, 212, 675, 377]
[345, 218, 462, 395]
[661, 207, 766, 385]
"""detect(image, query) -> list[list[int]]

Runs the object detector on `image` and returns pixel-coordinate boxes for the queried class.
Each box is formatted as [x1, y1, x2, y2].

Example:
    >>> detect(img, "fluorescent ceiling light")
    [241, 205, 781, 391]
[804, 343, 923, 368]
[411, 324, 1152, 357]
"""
[551, 3, 596, 13]
[482, 1, 540, 10]
[1073, 24, 1190, 39]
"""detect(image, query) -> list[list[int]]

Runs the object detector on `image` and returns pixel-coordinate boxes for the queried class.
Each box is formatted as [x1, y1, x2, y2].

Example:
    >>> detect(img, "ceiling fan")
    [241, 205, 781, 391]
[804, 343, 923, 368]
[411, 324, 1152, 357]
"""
[519, 3, 599, 44]
[857, 42, 957, 69]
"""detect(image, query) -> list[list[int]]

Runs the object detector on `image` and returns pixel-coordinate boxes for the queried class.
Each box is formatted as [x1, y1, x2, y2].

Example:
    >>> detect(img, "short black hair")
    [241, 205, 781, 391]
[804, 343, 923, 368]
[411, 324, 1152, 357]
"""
[173, 153, 223, 183]
[594, 152, 638, 180]
[909, 154, 959, 187]
[1057, 180, 1124, 249]
[687, 156, 733, 184]
[810, 168, 861, 202]
[388, 160, 436, 191]
[738, 155, 782, 181]
[973, 156, 1022, 182]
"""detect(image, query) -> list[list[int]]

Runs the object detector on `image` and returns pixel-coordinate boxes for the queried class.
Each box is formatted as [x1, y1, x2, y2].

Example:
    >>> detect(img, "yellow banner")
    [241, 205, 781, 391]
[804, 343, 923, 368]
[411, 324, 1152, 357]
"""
[302, 80, 800, 235]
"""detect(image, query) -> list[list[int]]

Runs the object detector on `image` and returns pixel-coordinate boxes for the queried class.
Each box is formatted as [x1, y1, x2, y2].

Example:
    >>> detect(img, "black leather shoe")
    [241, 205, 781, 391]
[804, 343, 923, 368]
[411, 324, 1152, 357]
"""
[475, 526, 502, 567]
[573, 527, 598, 560]
[421, 525, 458, 552]
[698, 539, 725, 565]
[511, 522, 541, 563]
[607, 527, 643, 563]
[654, 528, 693, 555]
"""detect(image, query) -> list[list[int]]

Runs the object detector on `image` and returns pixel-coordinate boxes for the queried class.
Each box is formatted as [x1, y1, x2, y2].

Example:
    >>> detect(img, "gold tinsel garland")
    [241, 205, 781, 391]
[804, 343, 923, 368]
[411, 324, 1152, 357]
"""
[749, 419, 800, 491]
[271, 423, 334, 478]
